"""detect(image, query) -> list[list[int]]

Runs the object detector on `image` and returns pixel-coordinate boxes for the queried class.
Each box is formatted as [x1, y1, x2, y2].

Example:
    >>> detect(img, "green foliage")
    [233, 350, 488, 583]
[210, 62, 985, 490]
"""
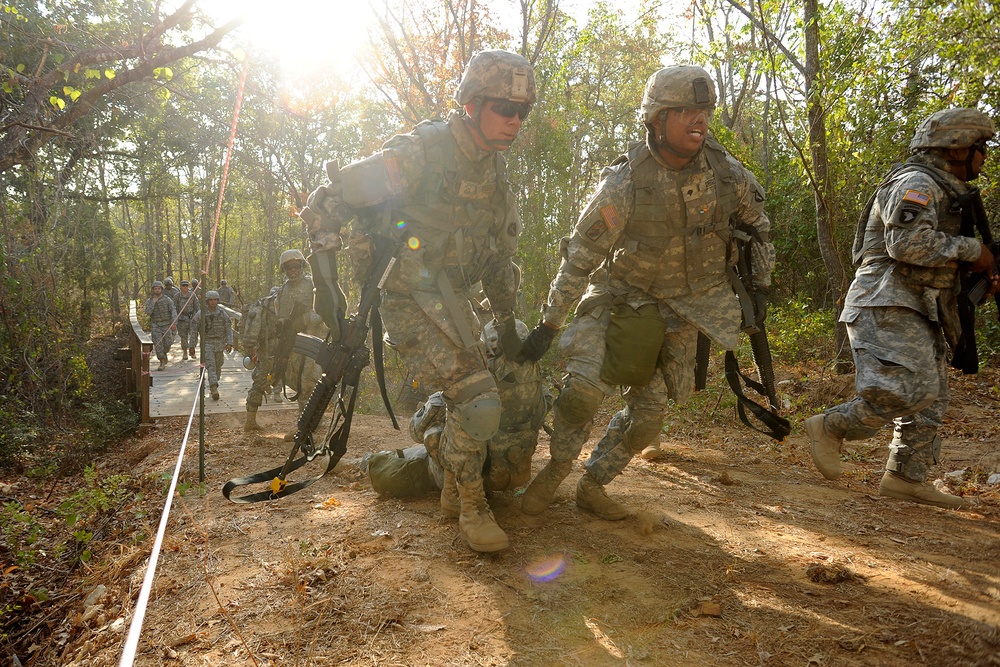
[767, 300, 837, 364]
[0, 501, 43, 567]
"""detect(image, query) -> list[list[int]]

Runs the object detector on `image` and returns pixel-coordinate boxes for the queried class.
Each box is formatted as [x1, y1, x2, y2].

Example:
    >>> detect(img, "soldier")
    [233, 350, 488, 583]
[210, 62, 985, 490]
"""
[368, 319, 550, 499]
[805, 108, 998, 509]
[192, 290, 233, 400]
[162, 276, 180, 304]
[217, 279, 236, 307]
[301, 50, 536, 552]
[144, 280, 178, 371]
[173, 279, 200, 361]
[244, 249, 324, 432]
[515, 65, 775, 520]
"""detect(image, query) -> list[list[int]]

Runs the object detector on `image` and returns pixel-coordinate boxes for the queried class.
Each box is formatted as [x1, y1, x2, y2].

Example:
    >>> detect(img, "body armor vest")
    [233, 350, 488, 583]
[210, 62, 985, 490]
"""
[854, 162, 965, 290]
[608, 138, 740, 299]
[382, 120, 514, 295]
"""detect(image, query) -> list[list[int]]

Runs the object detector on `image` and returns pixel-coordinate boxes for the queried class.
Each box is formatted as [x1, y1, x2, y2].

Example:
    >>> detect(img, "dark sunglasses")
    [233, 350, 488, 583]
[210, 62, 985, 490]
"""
[972, 139, 989, 156]
[487, 99, 532, 120]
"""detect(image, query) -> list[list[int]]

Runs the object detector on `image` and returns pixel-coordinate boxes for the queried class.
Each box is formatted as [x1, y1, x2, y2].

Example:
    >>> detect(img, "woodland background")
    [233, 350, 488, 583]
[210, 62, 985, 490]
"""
[2, 0, 1000, 462]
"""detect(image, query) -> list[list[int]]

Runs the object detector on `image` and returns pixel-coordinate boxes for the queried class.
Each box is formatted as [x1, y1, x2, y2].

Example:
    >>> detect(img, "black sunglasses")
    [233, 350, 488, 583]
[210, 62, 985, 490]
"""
[972, 139, 989, 156]
[487, 99, 532, 120]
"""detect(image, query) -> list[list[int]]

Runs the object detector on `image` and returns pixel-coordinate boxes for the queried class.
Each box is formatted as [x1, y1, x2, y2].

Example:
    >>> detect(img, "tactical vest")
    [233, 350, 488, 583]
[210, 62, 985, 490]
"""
[608, 138, 740, 299]
[242, 294, 277, 351]
[853, 161, 965, 290]
[381, 120, 516, 294]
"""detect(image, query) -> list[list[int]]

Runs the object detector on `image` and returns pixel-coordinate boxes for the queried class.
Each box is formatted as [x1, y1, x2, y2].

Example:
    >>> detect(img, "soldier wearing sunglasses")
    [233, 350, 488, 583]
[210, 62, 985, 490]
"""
[301, 50, 536, 553]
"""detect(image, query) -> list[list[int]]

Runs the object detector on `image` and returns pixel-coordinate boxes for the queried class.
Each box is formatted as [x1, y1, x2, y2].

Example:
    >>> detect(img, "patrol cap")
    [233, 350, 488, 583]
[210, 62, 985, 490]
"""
[206, 290, 221, 301]
[640, 65, 717, 124]
[909, 108, 996, 152]
[455, 50, 536, 105]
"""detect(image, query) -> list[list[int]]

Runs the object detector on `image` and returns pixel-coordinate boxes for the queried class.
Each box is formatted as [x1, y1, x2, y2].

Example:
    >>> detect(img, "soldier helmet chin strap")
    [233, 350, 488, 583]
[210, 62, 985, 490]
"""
[464, 103, 512, 151]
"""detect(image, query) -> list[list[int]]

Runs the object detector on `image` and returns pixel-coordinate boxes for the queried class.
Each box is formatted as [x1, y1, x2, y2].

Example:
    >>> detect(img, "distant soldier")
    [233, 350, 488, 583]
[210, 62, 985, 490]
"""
[162, 276, 180, 304]
[217, 279, 236, 307]
[144, 280, 177, 371]
[173, 279, 200, 361]
[805, 108, 998, 509]
[192, 290, 233, 400]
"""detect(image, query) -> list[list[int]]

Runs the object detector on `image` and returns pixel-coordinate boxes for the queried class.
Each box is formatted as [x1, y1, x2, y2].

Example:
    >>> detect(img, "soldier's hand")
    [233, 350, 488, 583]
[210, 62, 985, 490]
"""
[970, 242, 995, 274]
[497, 318, 523, 360]
[515, 321, 558, 363]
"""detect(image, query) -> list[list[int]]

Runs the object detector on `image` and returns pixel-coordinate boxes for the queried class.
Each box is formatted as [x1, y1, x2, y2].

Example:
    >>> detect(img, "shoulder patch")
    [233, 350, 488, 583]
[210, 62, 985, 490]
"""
[585, 220, 606, 242]
[900, 206, 921, 223]
[902, 189, 930, 207]
[599, 203, 623, 231]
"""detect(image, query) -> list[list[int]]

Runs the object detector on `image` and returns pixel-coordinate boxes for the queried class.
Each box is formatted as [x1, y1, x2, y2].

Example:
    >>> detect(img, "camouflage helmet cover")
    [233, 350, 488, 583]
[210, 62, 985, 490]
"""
[279, 248, 307, 268]
[640, 65, 717, 124]
[455, 50, 536, 106]
[482, 319, 529, 358]
[909, 108, 996, 152]
[164, 277, 174, 286]
[206, 290, 221, 301]
[180, 279, 190, 286]
[152, 280, 164, 289]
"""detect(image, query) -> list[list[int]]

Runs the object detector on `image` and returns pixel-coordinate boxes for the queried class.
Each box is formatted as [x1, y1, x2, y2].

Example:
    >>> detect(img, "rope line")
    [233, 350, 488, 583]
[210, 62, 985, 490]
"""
[118, 56, 249, 667]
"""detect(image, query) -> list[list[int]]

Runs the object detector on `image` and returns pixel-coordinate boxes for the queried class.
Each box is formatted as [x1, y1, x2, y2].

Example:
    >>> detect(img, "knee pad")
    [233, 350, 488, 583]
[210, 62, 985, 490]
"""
[554, 375, 604, 428]
[452, 391, 501, 441]
[623, 409, 665, 454]
[409, 392, 446, 444]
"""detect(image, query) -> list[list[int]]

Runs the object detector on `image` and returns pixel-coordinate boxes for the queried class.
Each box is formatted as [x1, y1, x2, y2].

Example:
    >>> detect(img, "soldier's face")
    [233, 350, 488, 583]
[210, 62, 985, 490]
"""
[283, 261, 302, 279]
[153, 286, 162, 296]
[659, 107, 711, 158]
[468, 99, 525, 151]
[207, 299, 219, 310]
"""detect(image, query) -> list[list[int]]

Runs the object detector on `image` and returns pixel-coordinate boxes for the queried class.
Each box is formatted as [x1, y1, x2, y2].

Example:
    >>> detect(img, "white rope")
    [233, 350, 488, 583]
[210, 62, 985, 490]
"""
[118, 368, 206, 666]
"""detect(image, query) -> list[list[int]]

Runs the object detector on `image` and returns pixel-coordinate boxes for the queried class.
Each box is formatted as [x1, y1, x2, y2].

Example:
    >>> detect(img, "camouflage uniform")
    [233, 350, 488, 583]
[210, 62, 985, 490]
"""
[217, 282, 236, 307]
[173, 284, 200, 357]
[815, 110, 993, 492]
[162, 278, 180, 305]
[302, 50, 535, 552]
[192, 296, 233, 392]
[521, 66, 774, 519]
[144, 287, 177, 365]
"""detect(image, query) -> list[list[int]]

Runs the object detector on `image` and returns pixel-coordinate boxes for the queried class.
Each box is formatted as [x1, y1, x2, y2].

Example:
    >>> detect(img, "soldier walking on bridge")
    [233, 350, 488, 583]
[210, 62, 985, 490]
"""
[192, 290, 233, 401]
[144, 280, 177, 372]
[173, 279, 200, 361]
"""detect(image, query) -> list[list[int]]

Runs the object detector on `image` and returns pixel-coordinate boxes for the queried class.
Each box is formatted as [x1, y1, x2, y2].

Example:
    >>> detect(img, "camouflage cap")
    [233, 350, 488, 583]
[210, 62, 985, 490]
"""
[279, 248, 306, 268]
[640, 65, 717, 124]
[909, 108, 996, 152]
[206, 290, 221, 301]
[455, 50, 536, 105]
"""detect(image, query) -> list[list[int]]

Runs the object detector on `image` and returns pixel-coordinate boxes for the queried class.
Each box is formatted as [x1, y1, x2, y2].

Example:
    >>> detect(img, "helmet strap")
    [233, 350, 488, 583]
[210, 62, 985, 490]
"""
[463, 102, 508, 151]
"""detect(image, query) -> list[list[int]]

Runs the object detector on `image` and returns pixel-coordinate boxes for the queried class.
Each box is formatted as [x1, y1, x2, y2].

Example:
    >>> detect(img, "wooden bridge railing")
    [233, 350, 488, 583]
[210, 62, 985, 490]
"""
[126, 300, 154, 428]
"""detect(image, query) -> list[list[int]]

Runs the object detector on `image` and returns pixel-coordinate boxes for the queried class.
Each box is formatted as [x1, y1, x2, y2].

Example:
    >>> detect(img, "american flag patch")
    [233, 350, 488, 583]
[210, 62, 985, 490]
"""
[599, 204, 623, 230]
[385, 157, 403, 194]
[902, 189, 930, 206]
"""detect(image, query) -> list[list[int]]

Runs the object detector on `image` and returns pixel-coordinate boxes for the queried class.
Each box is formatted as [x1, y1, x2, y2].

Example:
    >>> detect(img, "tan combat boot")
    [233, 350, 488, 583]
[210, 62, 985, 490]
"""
[440, 469, 460, 519]
[576, 473, 628, 520]
[182, 350, 189, 361]
[521, 459, 574, 515]
[244, 411, 262, 432]
[210, 385, 220, 401]
[640, 445, 666, 461]
[805, 414, 844, 480]
[878, 472, 967, 509]
[456, 478, 508, 552]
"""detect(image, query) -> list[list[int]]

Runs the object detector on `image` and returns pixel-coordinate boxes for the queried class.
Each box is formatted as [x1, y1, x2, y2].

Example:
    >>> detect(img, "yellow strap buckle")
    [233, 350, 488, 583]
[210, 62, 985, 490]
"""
[270, 476, 287, 496]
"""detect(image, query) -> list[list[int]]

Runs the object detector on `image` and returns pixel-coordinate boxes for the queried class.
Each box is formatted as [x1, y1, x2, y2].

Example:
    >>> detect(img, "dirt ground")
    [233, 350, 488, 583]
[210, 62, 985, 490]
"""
[6, 362, 1000, 666]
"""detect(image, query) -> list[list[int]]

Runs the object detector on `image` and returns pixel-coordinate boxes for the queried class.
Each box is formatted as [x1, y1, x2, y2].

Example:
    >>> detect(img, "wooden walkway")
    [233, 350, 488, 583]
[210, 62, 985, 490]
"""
[149, 345, 298, 418]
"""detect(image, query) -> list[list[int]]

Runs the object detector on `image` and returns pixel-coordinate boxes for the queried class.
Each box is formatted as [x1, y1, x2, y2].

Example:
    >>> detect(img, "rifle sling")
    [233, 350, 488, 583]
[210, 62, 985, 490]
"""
[370, 304, 400, 430]
[724, 350, 790, 442]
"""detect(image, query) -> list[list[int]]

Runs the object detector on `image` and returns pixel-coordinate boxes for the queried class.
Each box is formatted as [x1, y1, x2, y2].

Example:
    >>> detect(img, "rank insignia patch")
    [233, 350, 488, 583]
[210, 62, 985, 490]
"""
[902, 189, 930, 207]
[599, 204, 623, 231]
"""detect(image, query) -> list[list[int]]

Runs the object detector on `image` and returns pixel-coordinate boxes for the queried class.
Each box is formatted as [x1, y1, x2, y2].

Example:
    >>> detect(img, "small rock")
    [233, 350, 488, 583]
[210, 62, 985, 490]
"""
[943, 469, 966, 482]
[987, 473, 1000, 486]
[110, 617, 126, 633]
[84, 584, 107, 608]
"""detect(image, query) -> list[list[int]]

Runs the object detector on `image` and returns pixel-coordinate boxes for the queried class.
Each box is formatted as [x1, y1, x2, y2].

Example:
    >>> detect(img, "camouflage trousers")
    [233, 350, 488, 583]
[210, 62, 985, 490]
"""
[245, 352, 320, 413]
[151, 324, 174, 361]
[824, 306, 948, 482]
[176, 318, 195, 350]
[548, 304, 698, 485]
[380, 292, 496, 484]
[201, 342, 226, 388]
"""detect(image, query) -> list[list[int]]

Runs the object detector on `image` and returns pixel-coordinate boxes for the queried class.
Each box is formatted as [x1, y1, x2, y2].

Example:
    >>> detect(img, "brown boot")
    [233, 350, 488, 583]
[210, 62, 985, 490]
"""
[805, 414, 844, 480]
[640, 445, 666, 461]
[521, 459, 574, 515]
[576, 473, 628, 520]
[182, 350, 189, 361]
[244, 411, 262, 432]
[189, 347, 196, 358]
[210, 385, 220, 401]
[457, 478, 508, 552]
[878, 472, 967, 509]
[440, 469, 460, 519]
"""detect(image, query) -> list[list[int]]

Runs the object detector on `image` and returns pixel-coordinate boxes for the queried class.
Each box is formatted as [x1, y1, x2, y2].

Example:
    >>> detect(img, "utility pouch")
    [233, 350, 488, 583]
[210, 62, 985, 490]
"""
[600, 302, 666, 386]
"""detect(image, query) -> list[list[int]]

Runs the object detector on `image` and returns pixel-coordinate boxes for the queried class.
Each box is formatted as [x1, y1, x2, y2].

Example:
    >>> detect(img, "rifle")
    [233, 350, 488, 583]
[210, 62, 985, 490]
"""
[223, 242, 401, 503]
[722, 224, 790, 441]
[965, 240, 1000, 307]
[952, 189, 1000, 375]
[266, 300, 309, 398]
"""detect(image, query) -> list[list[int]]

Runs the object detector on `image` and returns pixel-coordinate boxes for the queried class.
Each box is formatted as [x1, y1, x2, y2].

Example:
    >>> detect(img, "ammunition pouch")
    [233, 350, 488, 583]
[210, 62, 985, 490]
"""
[600, 302, 665, 386]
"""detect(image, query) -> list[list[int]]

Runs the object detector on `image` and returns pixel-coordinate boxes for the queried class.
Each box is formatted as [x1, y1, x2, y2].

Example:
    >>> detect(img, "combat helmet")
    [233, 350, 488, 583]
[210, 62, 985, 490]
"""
[164, 277, 174, 287]
[206, 290, 221, 301]
[152, 280, 164, 289]
[279, 248, 306, 269]
[482, 319, 529, 358]
[455, 50, 536, 106]
[180, 279, 190, 287]
[909, 108, 995, 152]
[640, 65, 717, 125]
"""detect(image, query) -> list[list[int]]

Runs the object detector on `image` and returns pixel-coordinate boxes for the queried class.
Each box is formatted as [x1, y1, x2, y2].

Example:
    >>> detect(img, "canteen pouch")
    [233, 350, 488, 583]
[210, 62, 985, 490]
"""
[600, 302, 666, 386]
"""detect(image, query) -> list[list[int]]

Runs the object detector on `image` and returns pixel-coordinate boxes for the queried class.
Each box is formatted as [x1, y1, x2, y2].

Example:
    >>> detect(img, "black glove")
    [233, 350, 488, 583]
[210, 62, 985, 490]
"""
[515, 322, 557, 363]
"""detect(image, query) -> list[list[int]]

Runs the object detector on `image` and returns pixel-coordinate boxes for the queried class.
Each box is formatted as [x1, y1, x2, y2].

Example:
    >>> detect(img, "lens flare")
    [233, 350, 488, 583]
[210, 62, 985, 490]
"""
[407, 237, 420, 250]
[525, 553, 567, 583]
[396, 219, 407, 230]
